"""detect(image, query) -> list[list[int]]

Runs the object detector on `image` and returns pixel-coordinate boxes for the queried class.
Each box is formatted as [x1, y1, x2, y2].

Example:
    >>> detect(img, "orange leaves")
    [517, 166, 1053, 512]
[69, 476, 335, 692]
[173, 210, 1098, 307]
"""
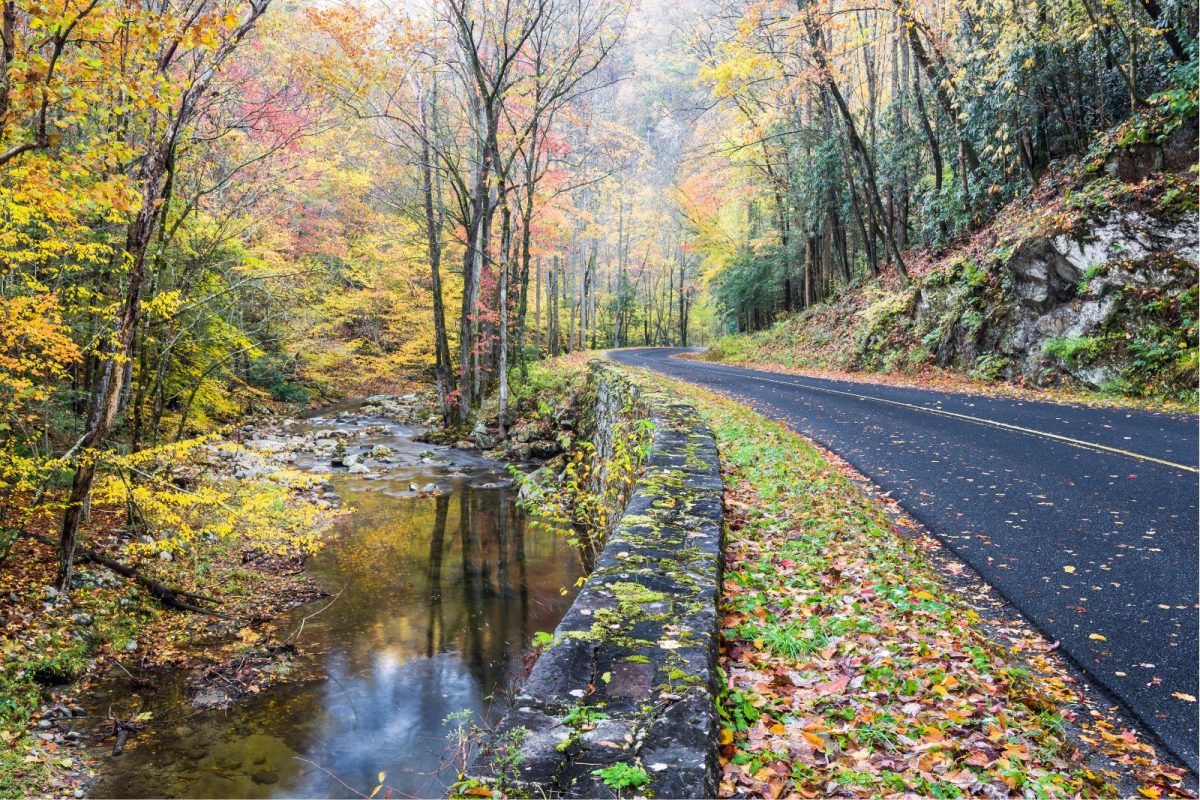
[800, 731, 826, 751]
[813, 674, 848, 696]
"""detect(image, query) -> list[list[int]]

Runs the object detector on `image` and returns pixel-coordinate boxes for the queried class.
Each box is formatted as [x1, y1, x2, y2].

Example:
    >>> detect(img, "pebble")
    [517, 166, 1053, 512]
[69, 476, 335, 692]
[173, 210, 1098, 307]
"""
[124, 640, 138, 652]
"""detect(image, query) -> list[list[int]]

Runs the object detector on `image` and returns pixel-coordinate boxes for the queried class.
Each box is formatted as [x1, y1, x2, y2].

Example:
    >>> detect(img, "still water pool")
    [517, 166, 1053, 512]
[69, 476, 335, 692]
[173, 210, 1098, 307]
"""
[87, 411, 582, 798]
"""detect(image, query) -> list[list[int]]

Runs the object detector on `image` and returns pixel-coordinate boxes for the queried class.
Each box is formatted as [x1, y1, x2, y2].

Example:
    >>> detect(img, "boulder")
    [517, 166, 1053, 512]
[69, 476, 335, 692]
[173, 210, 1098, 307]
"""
[471, 421, 496, 450]
[529, 440, 560, 459]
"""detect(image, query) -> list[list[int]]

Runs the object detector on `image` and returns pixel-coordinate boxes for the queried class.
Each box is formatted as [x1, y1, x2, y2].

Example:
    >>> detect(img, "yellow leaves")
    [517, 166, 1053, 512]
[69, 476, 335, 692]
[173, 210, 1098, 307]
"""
[1138, 786, 1162, 798]
[719, 728, 735, 745]
[1170, 692, 1196, 702]
[697, 45, 781, 101]
[145, 289, 182, 319]
[1089, 633, 1107, 641]
[1062, 565, 1076, 573]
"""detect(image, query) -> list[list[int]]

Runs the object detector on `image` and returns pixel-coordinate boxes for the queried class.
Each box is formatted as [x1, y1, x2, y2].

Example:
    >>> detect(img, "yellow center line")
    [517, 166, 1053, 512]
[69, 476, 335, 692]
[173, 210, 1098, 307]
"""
[621, 351, 1199, 474]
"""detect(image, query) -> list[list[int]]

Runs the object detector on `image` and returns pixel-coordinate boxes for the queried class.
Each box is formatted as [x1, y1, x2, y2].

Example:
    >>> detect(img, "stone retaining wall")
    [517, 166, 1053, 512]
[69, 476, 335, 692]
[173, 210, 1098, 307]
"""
[464, 363, 724, 798]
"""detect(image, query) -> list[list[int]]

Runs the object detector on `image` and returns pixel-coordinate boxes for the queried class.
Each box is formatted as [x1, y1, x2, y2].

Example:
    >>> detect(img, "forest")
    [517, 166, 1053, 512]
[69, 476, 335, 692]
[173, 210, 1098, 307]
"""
[2, 0, 1196, 585]
[0, 0, 1196, 795]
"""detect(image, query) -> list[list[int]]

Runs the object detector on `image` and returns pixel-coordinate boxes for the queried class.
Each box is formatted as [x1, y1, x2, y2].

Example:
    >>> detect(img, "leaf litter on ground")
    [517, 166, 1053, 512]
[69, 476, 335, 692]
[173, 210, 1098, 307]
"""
[649, 377, 1194, 799]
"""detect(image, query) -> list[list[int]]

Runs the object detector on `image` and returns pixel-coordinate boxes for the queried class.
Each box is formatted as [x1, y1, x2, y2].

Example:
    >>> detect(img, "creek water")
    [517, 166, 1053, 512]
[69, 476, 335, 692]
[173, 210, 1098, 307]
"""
[85, 409, 582, 799]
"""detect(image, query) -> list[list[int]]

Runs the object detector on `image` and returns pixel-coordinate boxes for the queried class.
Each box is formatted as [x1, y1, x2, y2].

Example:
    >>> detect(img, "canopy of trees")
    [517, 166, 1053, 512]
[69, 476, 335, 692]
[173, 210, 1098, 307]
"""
[1, 0, 1194, 590]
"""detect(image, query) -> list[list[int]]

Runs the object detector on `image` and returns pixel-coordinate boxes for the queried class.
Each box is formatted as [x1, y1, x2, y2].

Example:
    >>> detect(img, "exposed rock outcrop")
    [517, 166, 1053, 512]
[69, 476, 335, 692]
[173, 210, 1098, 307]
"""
[918, 208, 1197, 390]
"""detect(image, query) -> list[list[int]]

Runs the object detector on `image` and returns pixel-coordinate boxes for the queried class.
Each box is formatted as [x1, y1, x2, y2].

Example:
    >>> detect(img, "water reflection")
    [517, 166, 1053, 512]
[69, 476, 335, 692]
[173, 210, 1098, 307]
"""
[87, 418, 582, 799]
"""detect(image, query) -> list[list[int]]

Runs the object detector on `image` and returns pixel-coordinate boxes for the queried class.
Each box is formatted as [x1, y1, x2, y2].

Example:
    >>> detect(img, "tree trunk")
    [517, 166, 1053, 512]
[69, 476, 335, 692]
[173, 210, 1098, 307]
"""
[421, 89, 453, 424]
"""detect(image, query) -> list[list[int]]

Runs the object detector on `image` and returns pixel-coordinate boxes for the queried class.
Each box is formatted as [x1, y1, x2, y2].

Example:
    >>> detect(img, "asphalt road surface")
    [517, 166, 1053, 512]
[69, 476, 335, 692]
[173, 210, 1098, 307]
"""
[610, 347, 1199, 771]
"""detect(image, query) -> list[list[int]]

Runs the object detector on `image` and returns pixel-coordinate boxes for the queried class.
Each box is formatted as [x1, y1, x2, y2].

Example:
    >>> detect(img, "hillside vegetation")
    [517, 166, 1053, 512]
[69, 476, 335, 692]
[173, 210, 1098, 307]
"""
[705, 107, 1198, 406]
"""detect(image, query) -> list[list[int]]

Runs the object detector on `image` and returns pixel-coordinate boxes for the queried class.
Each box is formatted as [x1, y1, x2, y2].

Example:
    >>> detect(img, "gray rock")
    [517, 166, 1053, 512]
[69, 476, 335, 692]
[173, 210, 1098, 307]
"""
[347, 463, 370, 475]
[528, 440, 560, 459]
[192, 689, 230, 709]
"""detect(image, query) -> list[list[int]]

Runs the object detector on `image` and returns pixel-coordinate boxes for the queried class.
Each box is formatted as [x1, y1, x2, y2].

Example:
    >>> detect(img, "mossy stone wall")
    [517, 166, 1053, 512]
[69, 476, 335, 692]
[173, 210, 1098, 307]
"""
[464, 363, 724, 798]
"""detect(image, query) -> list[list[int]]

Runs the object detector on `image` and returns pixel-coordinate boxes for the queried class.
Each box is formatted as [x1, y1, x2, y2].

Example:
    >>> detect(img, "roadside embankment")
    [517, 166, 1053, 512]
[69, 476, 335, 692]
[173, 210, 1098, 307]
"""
[464, 363, 724, 798]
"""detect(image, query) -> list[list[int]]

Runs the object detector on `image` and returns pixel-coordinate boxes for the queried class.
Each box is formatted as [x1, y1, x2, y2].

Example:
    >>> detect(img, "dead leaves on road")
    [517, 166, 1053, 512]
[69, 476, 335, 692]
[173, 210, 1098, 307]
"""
[678, 387, 1194, 799]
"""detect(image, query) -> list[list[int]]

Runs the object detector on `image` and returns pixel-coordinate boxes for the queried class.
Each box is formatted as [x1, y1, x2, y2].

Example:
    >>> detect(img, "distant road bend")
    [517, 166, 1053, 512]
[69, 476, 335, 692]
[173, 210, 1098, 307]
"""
[610, 347, 1199, 771]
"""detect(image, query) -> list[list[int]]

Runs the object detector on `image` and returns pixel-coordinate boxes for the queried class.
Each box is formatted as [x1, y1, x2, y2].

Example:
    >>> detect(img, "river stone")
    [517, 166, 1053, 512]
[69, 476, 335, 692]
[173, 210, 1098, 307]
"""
[250, 770, 279, 785]
[192, 689, 230, 709]
[528, 440, 559, 459]
[471, 422, 496, 450]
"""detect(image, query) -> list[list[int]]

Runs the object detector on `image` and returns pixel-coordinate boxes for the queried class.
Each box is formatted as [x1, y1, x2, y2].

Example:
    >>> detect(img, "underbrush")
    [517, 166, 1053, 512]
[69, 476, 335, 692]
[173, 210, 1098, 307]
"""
[0, 437, 337, 797]
[507, 356, 654, 565]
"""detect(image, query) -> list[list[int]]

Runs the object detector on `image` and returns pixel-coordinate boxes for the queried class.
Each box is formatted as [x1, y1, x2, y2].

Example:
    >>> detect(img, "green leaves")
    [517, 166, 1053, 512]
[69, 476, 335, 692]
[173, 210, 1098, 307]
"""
[591, 762, 650, 791]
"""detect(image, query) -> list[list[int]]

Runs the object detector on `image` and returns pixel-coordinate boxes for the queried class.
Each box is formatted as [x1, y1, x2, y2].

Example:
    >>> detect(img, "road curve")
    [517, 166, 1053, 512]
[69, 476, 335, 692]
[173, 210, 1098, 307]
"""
[610, 347, 1199, 770]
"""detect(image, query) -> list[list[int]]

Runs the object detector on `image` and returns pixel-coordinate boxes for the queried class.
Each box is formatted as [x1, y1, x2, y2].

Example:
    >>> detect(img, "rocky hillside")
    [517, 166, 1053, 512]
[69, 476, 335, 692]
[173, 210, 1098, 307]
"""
[705, 115, 1198, 405]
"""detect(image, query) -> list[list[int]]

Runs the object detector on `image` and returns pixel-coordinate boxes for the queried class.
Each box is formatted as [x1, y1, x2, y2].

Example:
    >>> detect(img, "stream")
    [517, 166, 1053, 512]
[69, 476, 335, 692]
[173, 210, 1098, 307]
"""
[84, 405, 583, 799]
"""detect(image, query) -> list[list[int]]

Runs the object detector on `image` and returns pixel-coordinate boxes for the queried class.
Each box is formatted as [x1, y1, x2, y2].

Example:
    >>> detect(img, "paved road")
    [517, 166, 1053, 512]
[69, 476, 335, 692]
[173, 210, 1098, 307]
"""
[610, 347, 1199, 770]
